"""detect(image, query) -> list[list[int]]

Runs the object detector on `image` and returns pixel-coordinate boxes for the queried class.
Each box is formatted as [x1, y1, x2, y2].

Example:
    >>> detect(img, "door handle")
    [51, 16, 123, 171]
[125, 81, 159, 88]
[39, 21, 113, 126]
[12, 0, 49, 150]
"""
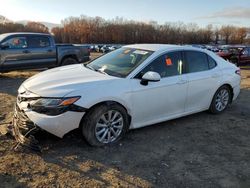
[23, 50, 30, 54]
[177, 79, 187, 84]
[47, 49, 53, 53]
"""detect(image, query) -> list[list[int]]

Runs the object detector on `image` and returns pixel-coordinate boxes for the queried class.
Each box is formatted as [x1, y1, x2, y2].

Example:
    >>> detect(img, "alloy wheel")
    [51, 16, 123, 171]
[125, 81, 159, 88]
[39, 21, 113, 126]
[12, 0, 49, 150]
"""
[95, 110, 124, 144]
[215, 89, 229, 112]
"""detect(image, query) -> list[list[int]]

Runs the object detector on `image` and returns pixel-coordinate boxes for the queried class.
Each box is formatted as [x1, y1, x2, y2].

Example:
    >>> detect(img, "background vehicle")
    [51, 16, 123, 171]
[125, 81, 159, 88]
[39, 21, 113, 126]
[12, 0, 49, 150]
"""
[100, 45, 111, 53]
[217, 45, 250, 66]
[13, 44, 241, 147]
[205, 45, 219, 52]
[100, 45, 117, 53]
[0, 32, 90, 72]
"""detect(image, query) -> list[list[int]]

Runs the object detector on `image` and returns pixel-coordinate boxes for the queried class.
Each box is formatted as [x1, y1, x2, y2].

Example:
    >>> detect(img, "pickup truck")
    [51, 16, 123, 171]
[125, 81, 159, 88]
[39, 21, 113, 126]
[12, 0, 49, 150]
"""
[217, 45, 250, 66]
[0, 32, 90, 72]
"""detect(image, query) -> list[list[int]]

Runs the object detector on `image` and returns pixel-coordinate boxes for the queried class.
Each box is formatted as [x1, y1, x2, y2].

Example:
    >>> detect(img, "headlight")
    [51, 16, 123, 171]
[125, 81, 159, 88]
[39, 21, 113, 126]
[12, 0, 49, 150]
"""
[29, 96, 83, 116]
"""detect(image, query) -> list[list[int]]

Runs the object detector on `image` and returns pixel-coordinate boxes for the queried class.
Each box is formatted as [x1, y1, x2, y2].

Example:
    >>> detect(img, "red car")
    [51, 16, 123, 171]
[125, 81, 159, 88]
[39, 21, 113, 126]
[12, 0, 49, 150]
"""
[217, 46, 250, 66]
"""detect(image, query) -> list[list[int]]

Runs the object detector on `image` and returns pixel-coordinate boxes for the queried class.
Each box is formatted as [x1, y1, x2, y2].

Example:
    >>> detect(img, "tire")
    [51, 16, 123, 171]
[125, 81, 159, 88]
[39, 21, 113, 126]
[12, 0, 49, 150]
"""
[61, 57, 78, 66]
[81, 104, 129, 146]
[209, 85, 232, 114]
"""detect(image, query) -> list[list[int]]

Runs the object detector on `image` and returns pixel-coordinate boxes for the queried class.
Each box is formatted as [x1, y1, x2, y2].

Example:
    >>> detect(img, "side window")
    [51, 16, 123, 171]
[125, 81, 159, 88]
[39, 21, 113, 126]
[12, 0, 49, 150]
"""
[207, 55, 217, 69]
[185, 51, 209, 73]
[2, 37, 27, 49]
[28, 36, 50, 48]
[136, 51, 183, 78]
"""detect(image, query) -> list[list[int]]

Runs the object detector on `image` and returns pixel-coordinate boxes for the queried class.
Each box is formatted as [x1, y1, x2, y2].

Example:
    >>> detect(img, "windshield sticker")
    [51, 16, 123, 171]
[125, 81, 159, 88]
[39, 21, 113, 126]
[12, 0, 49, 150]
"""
[133, 50, 148, 55]
[123, 49, 131, 54]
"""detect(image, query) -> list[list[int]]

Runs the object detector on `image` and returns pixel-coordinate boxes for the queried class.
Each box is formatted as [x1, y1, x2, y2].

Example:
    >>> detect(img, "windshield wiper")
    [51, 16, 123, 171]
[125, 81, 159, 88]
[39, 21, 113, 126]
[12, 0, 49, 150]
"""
[84, 64, 95, 71]
[84, 64, 108, 75]
[96, 68, 108, 75]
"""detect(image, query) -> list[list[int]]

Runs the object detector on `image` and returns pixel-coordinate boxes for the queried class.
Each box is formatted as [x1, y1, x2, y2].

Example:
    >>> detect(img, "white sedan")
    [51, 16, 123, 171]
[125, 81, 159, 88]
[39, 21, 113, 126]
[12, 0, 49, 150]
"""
[14, 44, 241, 146]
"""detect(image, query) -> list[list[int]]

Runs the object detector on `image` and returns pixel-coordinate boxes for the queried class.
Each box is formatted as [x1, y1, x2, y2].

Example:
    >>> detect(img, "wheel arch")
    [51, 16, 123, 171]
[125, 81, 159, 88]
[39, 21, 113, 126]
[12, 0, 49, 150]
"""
[215, 83, 234, 103]
[60, 55, 78, 65]
[79, 100, 132, 128]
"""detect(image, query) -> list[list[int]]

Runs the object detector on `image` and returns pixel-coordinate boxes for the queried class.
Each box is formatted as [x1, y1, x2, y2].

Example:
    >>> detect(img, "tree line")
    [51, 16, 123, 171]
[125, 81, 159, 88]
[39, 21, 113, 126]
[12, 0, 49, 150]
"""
[0, 22, 49, 34]
[0, 15, 249, 44]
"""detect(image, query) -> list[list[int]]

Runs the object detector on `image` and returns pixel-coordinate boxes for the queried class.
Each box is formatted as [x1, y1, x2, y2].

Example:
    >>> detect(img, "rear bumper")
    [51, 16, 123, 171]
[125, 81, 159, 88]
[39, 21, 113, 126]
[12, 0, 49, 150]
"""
[233, 84, 240, 101]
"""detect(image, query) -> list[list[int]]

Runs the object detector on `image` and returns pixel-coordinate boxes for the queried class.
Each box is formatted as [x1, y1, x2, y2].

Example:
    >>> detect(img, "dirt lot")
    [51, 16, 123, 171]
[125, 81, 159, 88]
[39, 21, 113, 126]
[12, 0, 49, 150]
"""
[0, 61, 250, 187]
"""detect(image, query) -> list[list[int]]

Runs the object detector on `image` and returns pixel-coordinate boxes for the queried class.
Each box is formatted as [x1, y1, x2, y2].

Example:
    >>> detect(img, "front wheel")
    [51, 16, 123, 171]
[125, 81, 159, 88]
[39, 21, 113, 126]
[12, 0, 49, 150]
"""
[81, 104, 129, 146]
[209, 86, 231, 114]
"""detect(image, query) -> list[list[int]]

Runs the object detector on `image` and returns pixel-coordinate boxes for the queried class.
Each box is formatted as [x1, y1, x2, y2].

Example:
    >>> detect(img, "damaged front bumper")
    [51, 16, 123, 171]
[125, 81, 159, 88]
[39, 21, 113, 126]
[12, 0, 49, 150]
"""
[11, 87, 86, 151]
[12, 104, 41, 151]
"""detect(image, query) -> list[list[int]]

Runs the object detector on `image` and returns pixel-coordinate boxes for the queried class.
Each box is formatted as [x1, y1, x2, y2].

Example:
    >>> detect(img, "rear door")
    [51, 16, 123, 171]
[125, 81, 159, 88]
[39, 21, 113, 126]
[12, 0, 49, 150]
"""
[184, 51, 222, 112]
[26, 35, 57, 68]
[0, 36, 30, 70]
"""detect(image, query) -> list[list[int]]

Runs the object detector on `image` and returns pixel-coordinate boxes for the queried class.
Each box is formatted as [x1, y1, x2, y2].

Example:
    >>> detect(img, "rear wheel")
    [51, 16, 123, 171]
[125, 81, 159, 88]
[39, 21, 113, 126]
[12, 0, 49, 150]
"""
[61, 57, 78, 66]
[81, 104, 129, 146]
[209, 85, 231, 114]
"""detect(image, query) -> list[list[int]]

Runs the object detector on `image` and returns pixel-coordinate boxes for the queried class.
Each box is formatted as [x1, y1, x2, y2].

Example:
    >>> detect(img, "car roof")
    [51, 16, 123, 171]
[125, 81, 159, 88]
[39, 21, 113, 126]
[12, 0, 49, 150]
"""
[0, 32, 51, 37]
[124, 44, 182, 51]
[124, 43, 207, 53]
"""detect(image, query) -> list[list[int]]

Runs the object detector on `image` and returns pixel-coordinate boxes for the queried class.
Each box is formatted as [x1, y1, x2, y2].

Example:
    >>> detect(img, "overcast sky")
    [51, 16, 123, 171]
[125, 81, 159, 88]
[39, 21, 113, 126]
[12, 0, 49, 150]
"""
[1, 0, 249, 27]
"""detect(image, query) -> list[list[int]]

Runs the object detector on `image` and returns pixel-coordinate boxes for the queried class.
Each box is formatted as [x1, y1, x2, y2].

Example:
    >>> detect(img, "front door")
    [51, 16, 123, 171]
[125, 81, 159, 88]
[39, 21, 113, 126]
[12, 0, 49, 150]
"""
[130, 51, 188, 128]
[0, 36, 30, 70]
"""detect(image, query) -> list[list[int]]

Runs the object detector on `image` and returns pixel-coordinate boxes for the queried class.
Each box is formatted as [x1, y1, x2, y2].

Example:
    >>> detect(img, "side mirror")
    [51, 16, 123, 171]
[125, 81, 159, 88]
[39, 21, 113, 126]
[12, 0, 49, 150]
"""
[140, 71, 161, 86]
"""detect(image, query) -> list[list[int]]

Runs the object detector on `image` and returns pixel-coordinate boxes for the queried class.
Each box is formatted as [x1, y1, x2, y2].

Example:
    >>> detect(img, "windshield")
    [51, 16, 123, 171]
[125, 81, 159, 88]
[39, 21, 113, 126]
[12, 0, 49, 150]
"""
[86, 47, 153, 78]
[0, 34, 7, 43]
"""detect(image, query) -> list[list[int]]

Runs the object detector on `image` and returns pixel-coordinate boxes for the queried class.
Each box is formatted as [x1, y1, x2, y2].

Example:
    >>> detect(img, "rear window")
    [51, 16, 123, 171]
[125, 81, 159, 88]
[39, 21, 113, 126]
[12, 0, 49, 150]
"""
[207, 55, 217, 69]
[185, 51, 209, 73]
[28, 36, 50, 48]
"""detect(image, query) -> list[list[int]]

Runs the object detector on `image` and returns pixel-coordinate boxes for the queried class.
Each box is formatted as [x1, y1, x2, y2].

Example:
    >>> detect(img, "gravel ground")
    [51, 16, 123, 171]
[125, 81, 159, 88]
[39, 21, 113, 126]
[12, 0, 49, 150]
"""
[0, 60, 250, 188]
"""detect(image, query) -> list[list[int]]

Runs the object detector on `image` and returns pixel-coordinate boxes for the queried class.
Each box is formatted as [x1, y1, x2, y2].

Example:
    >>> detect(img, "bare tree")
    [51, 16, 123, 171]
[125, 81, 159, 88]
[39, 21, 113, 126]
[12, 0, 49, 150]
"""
[220, 26, 235, 44]
[1, 15, 249, 45]
[236, 27, 247, 44]
[25, 22, 49, 33]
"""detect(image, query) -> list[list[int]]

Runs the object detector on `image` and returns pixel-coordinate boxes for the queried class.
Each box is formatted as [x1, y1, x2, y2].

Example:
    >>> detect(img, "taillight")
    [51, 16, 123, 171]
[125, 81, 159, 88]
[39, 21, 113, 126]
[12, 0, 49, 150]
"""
[235, 69, 241, 76]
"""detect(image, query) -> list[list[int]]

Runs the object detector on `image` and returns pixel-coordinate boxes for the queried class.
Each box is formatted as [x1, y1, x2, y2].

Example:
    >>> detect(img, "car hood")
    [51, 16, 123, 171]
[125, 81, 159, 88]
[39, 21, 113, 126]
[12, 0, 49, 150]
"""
[21, 64, 117, 97]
